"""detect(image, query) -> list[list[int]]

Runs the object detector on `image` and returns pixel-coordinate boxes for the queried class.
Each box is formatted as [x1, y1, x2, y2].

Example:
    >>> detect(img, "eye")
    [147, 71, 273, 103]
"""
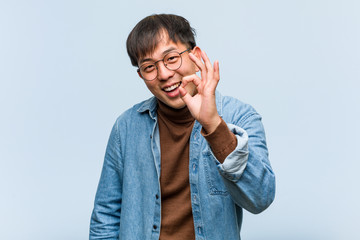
[142, 64, 155, 73]
[165, 54, 180, 64]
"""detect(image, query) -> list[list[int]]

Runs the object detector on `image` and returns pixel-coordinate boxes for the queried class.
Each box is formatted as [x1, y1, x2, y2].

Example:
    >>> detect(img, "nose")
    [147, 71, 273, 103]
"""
[156, 61, 175, 81]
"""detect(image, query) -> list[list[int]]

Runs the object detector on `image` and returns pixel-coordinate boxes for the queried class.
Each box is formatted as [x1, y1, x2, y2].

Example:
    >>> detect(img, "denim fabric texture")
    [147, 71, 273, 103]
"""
[90, 91, 275, 240]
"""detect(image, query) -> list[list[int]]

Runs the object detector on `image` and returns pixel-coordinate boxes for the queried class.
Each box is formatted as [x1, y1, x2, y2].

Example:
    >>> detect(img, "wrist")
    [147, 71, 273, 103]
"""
[202, 116, 222, 134]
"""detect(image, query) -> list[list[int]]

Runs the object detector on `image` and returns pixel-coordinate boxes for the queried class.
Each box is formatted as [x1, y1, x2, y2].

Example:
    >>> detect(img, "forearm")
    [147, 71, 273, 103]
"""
[207, 117, 275, 214]
[202, 118, 237, 163]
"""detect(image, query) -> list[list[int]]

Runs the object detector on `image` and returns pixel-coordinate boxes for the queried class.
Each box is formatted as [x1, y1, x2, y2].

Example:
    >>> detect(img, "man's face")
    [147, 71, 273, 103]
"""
[137, 34, 198, 109]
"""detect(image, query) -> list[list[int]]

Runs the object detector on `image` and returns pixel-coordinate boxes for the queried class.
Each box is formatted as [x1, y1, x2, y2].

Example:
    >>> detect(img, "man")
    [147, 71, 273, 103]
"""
[90, 14, 275, 240]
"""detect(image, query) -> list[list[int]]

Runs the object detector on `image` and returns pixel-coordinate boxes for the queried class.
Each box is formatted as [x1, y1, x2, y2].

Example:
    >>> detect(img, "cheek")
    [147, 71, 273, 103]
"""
[145, 82, 164, 99]
[185, 82, 197, 95]
[145, 81, 156, 89]
[180, 60, 197, 74]
[144, 82, 156, 93]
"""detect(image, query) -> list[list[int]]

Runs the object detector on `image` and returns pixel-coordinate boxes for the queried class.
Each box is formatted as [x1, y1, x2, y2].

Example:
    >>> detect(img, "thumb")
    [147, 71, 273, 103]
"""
[179, 85, 192, 105]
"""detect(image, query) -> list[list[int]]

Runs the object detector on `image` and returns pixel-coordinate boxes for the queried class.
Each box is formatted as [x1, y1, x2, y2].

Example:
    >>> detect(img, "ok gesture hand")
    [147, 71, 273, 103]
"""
[179, 49, 221, 133]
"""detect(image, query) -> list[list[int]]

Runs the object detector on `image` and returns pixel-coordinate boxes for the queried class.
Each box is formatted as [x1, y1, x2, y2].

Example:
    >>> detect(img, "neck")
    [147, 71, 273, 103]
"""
[157, 100, 194, 124]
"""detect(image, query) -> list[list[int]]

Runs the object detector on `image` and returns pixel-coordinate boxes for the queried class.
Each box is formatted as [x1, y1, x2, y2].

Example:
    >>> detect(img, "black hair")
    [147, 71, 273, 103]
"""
[126, 14, 196, 67]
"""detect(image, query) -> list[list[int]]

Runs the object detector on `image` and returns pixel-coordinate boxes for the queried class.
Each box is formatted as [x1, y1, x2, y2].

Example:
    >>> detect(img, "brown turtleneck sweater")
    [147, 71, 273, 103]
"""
[157, 100, 237, 240]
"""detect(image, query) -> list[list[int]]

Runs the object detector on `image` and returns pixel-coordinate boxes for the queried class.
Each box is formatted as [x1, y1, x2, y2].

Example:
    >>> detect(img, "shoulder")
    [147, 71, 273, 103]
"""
[216, 91, 261, 126]
[114, 96, 157, 126]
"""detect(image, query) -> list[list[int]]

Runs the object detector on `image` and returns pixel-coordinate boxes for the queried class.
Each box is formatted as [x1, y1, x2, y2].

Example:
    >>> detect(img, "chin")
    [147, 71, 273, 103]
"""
[163, 99, 186, 109]
[170, 103, 187, 109]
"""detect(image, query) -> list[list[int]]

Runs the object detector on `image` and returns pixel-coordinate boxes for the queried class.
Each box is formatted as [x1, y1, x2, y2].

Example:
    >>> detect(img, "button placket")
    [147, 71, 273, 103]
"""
[189, 124, 205, 239]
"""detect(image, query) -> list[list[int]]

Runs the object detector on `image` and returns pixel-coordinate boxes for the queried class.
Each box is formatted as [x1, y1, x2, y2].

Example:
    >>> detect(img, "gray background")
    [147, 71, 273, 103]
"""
[1, 0, 359, 239]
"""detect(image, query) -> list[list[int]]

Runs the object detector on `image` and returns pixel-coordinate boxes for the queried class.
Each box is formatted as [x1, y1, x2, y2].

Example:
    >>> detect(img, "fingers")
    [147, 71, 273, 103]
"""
[189, 50, 219, 83]
[178, 83, 194, 107]
[186, 49, 220, 95]
[189, 52, 208, 83]
[182, 74, 201, 88]
[178, 85, 190, 100]
[200, 50, 213, 74]
[189, 50, 211, 72]
[213, 60, 220, 83]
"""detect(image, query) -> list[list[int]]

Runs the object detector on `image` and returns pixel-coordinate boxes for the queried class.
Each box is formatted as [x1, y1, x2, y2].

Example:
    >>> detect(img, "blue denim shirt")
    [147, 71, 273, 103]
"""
[90, 92, 275, 240]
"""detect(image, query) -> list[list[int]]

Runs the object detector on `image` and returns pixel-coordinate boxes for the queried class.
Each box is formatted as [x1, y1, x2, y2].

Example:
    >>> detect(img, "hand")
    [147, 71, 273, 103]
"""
[179, 49, 221, 133]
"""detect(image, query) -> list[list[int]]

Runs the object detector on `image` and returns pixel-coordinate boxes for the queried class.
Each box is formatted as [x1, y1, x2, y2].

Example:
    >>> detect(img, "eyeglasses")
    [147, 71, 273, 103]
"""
[137, 48, 191, 81]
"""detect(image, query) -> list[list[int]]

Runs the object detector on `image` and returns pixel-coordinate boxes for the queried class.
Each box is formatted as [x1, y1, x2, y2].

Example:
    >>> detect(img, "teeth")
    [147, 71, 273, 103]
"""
[164, 82, 181, 92]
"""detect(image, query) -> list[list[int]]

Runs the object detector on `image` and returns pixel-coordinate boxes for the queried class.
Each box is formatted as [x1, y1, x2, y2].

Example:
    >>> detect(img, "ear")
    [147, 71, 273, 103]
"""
[191, 46, 202, 72]
[137, 70, 143, 80]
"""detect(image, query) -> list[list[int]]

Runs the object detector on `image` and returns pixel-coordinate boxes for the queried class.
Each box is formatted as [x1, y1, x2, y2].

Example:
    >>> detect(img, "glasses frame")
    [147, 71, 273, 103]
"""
[137, 48, 191, 81]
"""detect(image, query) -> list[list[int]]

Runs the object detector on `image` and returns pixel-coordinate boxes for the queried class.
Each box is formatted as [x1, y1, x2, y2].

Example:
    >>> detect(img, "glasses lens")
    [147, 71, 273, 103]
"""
[140, 63, 157, 81]
[164, 52, 182, 70]
[139, 51, 183, 81]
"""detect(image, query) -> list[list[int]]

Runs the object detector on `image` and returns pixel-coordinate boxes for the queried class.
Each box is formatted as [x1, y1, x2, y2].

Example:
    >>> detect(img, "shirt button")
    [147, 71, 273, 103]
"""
[153, 225, 157, 230]
[155, 194, 159, 199]
[193, 195, 197, 201]
[193, 164, 196, 171]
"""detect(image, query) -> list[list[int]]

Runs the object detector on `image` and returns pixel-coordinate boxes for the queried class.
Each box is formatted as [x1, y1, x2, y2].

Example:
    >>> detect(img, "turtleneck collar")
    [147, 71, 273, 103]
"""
[157, 100, 195, 125]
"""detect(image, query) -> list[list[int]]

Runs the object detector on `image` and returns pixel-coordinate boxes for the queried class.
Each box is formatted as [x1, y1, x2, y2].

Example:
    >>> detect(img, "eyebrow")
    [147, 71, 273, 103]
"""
[138, 47, 178, 65]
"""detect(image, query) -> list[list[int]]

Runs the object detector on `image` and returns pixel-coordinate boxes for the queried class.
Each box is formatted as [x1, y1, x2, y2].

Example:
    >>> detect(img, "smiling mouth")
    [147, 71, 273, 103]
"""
[163, 82, 181, 92]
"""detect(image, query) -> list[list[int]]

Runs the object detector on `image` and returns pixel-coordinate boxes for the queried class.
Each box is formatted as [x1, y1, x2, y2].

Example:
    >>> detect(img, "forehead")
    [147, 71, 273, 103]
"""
[138, 33, 186, 65]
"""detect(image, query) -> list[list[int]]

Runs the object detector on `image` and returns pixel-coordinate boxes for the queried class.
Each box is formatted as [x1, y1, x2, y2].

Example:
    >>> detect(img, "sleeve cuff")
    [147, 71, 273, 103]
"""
[201, 118, 237, 163]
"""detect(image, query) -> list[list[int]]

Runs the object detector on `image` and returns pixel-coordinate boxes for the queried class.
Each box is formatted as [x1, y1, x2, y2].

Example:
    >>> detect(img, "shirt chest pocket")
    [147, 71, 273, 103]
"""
[202, 152, 229, 196]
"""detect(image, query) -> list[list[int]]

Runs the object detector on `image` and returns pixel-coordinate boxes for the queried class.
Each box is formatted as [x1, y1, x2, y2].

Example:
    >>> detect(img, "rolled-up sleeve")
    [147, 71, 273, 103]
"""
[206, 112, 275, 214]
